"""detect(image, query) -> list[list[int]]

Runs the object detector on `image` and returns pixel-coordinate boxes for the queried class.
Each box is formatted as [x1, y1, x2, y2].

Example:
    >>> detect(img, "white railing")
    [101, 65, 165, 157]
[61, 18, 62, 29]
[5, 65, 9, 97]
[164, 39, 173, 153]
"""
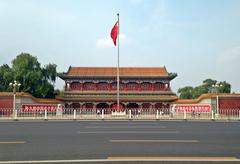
[0, 108, 240, 121]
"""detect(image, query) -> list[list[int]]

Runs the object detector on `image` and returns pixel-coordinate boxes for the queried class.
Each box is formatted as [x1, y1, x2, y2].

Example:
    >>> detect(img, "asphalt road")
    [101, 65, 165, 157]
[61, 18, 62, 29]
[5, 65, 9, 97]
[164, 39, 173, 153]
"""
[0, 120, 240, 163]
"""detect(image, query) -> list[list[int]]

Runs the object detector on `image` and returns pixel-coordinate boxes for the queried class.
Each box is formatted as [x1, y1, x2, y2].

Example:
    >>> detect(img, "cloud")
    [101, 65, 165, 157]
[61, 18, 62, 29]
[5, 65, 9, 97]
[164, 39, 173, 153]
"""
[96, 34, 128, 49]
[96, 37, 113, 48]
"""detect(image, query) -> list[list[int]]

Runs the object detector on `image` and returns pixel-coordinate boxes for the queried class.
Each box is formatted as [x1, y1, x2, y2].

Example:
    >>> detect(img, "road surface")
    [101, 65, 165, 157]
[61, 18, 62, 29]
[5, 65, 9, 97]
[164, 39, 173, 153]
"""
[0, 120, 239, 163]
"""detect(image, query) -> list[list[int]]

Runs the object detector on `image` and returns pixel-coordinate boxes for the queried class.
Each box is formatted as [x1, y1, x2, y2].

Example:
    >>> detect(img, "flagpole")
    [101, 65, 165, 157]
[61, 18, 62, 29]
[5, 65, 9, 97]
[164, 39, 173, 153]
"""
[117, 13, 120, 112]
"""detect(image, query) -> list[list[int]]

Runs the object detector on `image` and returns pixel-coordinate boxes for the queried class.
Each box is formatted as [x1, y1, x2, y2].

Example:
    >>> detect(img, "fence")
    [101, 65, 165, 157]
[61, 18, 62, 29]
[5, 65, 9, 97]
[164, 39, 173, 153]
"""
[0, 108, 240, 121]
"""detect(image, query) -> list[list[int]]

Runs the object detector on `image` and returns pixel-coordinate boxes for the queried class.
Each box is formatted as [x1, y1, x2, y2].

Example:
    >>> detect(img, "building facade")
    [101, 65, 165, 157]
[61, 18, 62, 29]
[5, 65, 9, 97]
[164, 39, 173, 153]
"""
[0, 92, 62, 115]
[171, 93, 240, 115]
[57, 66, 178, 113]
[1, 65, 240, 117]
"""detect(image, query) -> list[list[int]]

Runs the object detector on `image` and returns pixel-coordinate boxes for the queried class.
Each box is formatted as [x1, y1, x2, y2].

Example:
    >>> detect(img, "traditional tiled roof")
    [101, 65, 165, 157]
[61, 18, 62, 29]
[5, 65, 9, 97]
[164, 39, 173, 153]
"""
[65, 66, 169, 77]
[175, 93, 240, 104]
[63, 90, 175, 95]
[0, 92, 61, 104]
[56, 95, 178, 102]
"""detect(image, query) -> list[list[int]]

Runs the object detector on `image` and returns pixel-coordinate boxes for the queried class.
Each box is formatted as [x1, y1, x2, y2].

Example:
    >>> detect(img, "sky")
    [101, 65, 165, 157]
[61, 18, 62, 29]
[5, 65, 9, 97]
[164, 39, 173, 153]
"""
[0, 0, 240, 93]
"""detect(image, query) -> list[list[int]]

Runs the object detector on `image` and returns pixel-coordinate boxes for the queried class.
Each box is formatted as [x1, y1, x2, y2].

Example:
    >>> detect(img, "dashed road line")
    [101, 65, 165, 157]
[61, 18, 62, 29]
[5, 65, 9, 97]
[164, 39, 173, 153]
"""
[77, 131, 180, 134]
[109, 139, 200, 143]
[0, 141, 26, 144]
[85, 126, 166, 128]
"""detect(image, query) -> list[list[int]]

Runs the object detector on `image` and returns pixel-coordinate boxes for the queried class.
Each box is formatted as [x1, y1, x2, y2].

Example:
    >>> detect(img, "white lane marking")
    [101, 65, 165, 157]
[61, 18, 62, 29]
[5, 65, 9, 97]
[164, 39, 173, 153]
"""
[77, 131, 180, 134]
[110, 139, 200, 143]
[0, 141, 26, 144]
[0, 157, 239, 163]
[0, 159, 106, 164]
[89, 122, 159, 125]
[108, 156, 239, 161]
[85, 126, 166, 128]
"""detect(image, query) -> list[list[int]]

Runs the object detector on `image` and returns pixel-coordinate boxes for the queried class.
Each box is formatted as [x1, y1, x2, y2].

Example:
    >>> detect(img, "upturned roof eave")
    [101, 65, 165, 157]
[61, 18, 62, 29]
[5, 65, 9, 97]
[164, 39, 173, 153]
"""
[58, 74, 175, 80]
[56, 95, 178, 102]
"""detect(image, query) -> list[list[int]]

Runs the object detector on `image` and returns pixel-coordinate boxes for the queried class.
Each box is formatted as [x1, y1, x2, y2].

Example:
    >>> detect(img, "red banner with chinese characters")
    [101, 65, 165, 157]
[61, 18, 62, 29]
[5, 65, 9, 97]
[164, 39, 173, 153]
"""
[21, 104, 64, 113]
[174, 104, 211, 113]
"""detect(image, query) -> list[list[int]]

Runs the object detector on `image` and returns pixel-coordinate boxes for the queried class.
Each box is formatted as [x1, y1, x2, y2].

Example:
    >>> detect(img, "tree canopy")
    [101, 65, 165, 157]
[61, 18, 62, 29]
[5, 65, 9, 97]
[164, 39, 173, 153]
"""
[0, 53, 57, 98]
[177, 78, 231, 99]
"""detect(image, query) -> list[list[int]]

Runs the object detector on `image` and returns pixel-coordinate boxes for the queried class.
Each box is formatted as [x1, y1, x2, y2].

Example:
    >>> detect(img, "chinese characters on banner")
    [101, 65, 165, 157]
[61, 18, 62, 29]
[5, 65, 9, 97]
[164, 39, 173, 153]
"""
[22, 104, 64, 113]
[174, 104, 211, 113]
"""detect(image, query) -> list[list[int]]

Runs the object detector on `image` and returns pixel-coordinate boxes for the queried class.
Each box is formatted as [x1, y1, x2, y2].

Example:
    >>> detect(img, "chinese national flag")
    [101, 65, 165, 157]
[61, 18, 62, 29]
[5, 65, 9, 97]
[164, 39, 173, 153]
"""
[111, 21, 118, 46]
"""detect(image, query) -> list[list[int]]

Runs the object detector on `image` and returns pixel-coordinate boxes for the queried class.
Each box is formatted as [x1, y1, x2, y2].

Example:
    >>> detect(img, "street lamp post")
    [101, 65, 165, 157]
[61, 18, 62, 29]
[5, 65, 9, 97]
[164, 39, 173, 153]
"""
[211, 84, 223, 94]
[9, 81, 21, 120]
[211, 84, 223, 117]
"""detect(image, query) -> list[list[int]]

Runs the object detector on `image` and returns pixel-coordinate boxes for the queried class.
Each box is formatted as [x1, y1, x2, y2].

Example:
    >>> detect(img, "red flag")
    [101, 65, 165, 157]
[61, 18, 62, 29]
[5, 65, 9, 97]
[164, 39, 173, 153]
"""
[111, 21, 118, 46]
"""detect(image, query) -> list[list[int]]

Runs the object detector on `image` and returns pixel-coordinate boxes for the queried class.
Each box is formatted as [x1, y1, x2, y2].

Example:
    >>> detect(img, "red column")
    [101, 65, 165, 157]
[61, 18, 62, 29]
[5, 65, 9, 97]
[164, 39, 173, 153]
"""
[95, 83, 97, 90]
[77, 83, 80, 90]
[124, 83, 127, 91]
[110, 83, 112, 90]
[80, 83, 83, 91]
[126, 83, 128, 91]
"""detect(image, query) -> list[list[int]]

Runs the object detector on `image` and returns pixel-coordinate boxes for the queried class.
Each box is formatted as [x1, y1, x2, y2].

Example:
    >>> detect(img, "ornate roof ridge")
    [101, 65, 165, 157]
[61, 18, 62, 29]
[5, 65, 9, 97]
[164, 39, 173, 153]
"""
[63, 66, 172, 78]
[0, 92, 61, 104]
[175, 93, 240, 104]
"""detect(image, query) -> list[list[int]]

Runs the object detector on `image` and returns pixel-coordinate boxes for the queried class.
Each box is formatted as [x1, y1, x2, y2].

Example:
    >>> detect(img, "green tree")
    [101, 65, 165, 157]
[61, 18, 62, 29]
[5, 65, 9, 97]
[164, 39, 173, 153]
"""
[0, 64, 14, 91]
[203, 78, 217, 88]
[178, 78, 231, 99]
[218, 81, 231, 93]
[0, 53, 57, 98]
[192, 85, 208, 98]
[202, 79, 231, 93]
[177, 86, 194, 99]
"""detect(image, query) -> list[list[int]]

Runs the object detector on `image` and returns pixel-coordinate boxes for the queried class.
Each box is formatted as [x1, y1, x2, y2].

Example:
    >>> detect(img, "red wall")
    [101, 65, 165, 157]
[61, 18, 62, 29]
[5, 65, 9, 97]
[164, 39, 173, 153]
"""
[0, 98, 13, 108]
[219, 98, 240, 109]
